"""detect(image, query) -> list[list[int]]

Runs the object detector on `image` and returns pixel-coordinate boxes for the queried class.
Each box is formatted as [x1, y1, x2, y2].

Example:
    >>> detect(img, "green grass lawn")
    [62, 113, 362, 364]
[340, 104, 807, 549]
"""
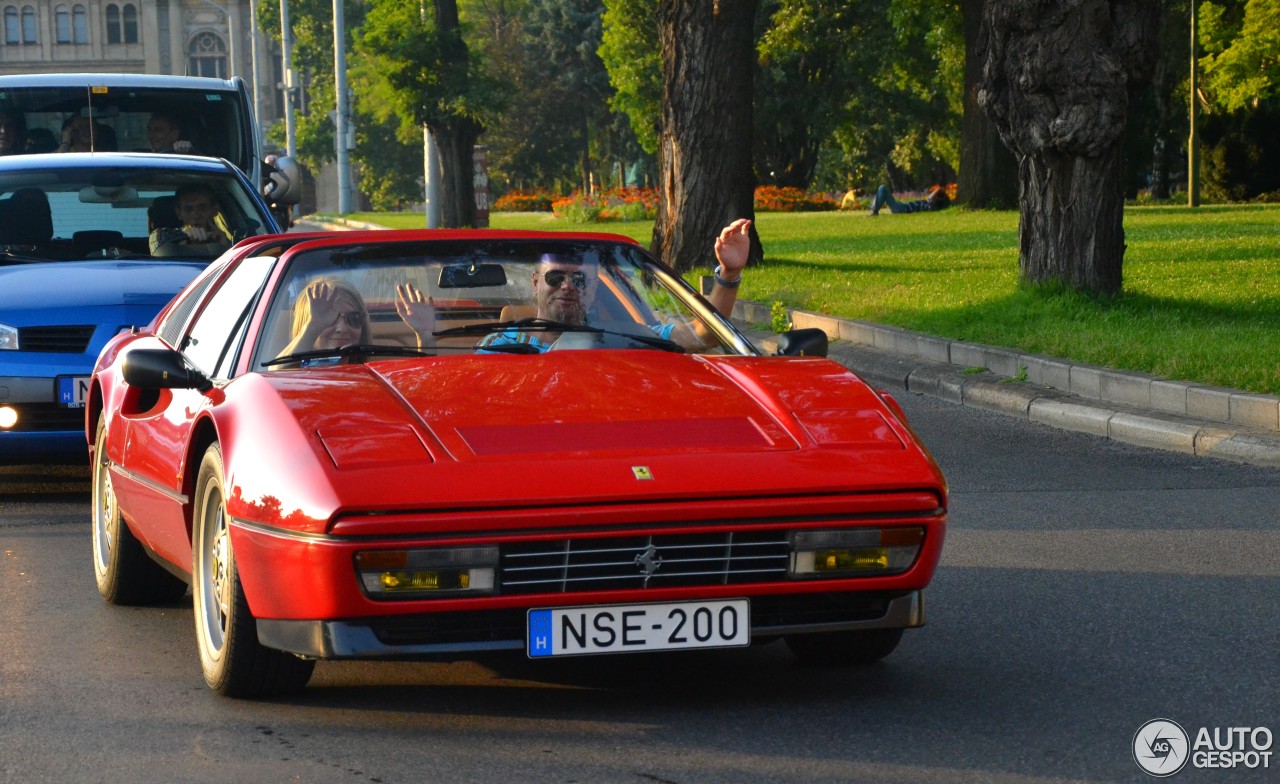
[339, 205, 1280, 395]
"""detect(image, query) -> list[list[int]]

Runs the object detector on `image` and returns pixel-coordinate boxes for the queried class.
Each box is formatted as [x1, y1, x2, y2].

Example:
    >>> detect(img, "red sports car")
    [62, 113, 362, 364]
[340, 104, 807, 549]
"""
[88, 229, 947, 697]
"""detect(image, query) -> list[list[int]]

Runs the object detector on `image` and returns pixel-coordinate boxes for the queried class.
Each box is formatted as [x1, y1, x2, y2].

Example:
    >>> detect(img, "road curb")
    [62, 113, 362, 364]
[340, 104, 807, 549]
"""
[734, 307, 1280, 469]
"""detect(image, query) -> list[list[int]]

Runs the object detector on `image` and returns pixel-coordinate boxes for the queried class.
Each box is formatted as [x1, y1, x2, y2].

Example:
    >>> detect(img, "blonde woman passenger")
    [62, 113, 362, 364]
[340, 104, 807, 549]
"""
[278, 278, 435, 358]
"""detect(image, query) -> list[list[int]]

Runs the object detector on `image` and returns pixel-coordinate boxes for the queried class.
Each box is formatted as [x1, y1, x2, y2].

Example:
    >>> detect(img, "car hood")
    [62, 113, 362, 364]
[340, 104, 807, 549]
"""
[0, 260, 206, 324]
[229, 352, 944, 525]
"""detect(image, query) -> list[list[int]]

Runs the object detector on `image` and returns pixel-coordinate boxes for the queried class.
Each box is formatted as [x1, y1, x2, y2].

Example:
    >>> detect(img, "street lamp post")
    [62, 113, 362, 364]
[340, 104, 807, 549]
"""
[1188, 0, 1200, 208]
[334, 0, 352, 214]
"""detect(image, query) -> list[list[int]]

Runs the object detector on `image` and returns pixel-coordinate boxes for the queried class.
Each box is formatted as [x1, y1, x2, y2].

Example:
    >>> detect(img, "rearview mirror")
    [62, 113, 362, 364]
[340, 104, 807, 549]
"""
[776, 328, 828, 357]
[438, 263, 508, 288]
[123, 348, 212, 392]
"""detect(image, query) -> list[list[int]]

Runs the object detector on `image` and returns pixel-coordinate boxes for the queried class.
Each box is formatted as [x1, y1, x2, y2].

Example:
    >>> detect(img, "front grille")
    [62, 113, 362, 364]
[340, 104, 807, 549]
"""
[500, 530, 791, 594]
[0, 403, 84, 432]
[17, 325, 96, 353]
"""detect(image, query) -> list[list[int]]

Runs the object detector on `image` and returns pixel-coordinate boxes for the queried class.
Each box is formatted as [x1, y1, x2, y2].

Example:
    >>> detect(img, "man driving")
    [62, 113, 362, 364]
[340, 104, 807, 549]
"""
[477, 218, 752, 353]
[149, 183, 233, 257]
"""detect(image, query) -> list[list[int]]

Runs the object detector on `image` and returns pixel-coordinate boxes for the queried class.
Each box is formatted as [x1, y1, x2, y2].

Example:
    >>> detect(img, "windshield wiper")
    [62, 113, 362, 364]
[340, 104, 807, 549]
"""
[262, 343, 433, 368]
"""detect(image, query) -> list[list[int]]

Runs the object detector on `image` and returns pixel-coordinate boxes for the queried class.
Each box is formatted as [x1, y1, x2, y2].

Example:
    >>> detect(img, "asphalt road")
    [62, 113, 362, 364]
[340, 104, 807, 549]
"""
[1, 392, 1277, 784]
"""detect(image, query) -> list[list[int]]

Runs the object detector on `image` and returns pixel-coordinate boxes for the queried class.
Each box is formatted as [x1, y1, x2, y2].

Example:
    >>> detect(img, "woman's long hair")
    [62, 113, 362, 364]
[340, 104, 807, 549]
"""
[290, 277, 371, 348]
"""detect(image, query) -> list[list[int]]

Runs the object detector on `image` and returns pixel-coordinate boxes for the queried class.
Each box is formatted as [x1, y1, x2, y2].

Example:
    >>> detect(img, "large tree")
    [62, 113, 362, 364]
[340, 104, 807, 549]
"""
[652, 0, 761, 273]
[978, 0, 1161, 295]
[358, 0, 498, 227]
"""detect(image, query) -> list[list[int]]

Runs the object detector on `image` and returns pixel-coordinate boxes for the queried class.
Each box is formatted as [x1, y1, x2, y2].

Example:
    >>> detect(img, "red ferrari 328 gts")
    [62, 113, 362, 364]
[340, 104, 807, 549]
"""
[87, 230, 947, 697]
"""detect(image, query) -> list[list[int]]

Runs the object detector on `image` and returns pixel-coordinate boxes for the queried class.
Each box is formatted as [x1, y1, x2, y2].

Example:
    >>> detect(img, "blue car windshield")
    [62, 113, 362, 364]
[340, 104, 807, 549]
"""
[0, 163, 270, 261]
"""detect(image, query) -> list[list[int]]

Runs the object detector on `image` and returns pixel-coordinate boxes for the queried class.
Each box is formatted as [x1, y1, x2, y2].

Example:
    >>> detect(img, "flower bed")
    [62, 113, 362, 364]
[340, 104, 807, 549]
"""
[493, 190, 557, 212]
[552, 188, 658, 222]
[754, 186, 838, 212]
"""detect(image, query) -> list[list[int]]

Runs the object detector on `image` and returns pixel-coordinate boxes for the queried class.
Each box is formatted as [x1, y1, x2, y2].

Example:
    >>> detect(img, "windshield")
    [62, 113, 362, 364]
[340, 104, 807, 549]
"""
[0, 163, 272, 261]
[253, 238, 755, 368]
[0, 84, 249, 171]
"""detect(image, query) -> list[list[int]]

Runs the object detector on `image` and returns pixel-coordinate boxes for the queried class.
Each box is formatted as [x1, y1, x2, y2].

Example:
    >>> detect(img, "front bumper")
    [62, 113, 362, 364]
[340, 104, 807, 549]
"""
[256, 590, 925, 659]
[0, 374, 88, 463]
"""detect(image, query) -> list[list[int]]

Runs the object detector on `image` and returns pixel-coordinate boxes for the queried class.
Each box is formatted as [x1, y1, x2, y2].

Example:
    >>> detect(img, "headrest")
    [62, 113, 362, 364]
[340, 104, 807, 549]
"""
[0, 188, 52, 245]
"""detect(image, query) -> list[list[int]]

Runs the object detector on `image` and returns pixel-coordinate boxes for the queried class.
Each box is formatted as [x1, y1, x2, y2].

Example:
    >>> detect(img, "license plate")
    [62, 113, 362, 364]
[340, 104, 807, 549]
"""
[57, 376, 91, 408]
[527, 598, 750, 658]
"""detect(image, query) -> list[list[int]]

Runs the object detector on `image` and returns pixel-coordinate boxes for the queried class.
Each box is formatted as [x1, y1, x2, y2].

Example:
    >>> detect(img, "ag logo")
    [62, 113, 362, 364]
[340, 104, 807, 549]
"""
[1134, 719, 1190, 777]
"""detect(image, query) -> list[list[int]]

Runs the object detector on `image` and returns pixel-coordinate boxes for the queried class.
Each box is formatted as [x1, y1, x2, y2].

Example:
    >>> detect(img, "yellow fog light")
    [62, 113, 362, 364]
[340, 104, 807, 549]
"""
[790, 527, 923, 578]
[0, 406, 17, 429]
[356, 546, 498, 599]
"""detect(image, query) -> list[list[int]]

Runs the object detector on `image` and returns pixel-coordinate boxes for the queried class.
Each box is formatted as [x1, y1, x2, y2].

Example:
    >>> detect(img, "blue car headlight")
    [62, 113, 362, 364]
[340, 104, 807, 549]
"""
[0, 322, 17, 350]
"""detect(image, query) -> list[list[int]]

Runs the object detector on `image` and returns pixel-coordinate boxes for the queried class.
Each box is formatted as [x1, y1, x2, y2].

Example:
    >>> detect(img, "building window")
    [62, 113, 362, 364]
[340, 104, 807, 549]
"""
[188, 31, 227, 78]
[56, 4, 88, 44]
[122, 4, 137, 43]
[105, 3, 138, 45]
[73, 4, 88, 43]
[6, 4, 35, 44]
[55, 5, 70, 42]
[106, 4, 119, 43]
[4, 7, 17, 45]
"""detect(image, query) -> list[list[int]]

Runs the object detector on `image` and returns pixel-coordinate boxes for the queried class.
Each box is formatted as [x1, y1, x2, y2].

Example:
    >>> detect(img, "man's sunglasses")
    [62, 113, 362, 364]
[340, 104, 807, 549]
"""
[542, 270, 589, 290]
[331, 311, 365, 328]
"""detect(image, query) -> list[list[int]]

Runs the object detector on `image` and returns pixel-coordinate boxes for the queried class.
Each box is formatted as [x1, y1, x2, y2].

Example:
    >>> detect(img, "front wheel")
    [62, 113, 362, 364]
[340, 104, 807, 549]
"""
[192, 443, 314, 697]
[785, 628, 905, 667]
[91, 419, 187, 605]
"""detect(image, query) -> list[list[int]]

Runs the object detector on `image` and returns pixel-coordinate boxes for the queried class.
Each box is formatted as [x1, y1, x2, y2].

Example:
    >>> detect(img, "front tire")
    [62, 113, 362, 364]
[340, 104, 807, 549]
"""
[785, 628, 905, 667]
[91, 420, 187, 605]
[192, 443, 314, 697]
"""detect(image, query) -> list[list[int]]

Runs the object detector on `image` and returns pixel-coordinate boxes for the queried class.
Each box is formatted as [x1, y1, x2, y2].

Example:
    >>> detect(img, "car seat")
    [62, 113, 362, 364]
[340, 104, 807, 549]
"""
[148, 195, 181, 232]
[0, 188, 53, 246]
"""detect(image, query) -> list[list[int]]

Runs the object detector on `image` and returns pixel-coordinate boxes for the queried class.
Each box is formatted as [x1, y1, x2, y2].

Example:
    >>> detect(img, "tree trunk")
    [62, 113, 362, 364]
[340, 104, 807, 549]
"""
[429, 0, 483, 228]
[1018, 145, 1126, 293]
[957, 0, 1017, 209]
[430, 119, 482, 228]
[652, 0, 761, 274]
[978, 0, 1160, 296]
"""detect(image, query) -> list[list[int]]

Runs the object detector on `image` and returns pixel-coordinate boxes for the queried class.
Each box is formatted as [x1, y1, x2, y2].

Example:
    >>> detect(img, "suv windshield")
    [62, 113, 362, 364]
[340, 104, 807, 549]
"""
[0, 162, 272, 261]
[0, 83, 249, 171]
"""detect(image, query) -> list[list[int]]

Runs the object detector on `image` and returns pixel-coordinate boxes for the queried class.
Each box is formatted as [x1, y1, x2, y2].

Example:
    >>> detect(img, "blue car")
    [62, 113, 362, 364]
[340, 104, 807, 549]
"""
[0, 153, 279, 464]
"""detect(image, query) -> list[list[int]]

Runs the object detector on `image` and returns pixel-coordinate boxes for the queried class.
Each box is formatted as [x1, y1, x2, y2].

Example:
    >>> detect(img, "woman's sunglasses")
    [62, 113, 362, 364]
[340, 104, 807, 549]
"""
[542, 270, 589, 290]
[330, 311, 365, 328]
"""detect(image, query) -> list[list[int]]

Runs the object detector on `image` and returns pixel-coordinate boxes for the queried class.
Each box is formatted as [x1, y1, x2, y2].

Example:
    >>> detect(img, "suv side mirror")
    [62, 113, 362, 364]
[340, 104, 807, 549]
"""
[264, 155, 303, 205]
[776, 328, 828, 357]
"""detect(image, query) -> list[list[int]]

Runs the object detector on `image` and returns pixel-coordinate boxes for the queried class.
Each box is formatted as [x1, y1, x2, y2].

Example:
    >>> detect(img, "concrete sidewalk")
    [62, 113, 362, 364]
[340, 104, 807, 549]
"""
[733, 301, 1280, 469]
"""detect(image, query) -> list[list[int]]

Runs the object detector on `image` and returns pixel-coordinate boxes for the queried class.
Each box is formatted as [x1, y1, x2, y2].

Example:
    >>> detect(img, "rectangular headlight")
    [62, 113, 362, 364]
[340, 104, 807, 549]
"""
[789, 527, 924, 578]
[356, 546, 499, 599]
[0, 323, 17, 350]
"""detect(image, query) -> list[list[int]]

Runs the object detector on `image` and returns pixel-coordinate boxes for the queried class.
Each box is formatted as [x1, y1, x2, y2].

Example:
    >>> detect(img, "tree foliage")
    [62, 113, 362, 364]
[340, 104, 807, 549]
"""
[357, 0, 504, 225]
[1199, 0, 1280, 112]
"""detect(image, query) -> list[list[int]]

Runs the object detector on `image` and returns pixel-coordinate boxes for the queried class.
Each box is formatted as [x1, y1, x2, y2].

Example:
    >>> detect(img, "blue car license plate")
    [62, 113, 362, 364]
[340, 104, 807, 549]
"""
[527, 598, 750, 658]
[57, 376, 91, 408]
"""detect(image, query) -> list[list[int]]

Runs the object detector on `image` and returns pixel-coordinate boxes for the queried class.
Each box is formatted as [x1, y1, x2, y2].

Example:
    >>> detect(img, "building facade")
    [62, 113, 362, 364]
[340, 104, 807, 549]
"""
[0, 1, 284, 138]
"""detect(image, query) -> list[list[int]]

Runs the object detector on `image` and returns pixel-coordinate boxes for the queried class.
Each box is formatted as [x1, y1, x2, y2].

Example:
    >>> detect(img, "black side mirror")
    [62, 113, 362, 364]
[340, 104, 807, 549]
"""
[776, 328, 828, 357]
[122, 348, 212, 392]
